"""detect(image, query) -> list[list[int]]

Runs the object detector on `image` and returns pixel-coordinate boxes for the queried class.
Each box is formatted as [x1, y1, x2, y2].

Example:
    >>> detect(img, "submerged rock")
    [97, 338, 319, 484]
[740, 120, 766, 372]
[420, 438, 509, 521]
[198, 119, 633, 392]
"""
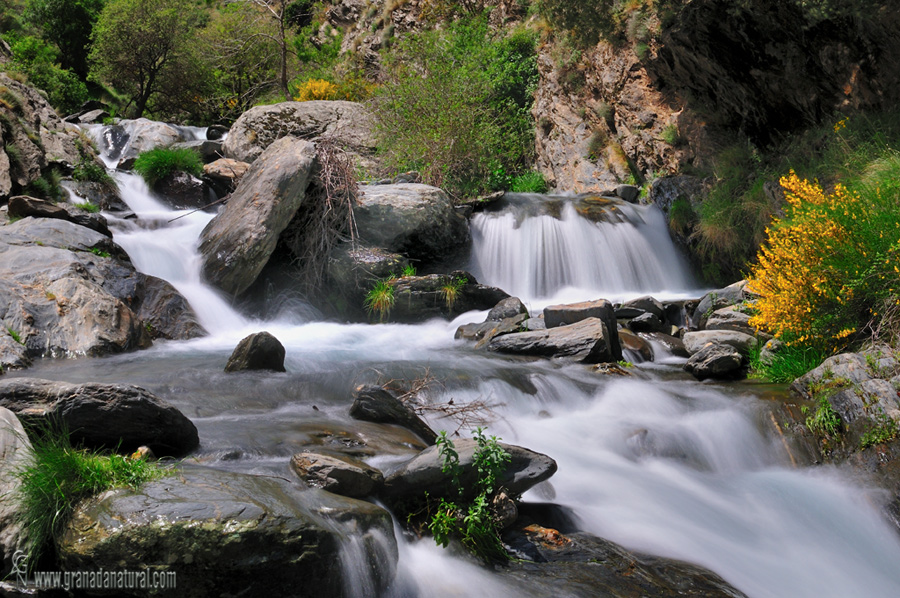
[382, 439, 557, 504]
[291, 451, 384, 498]
[683, 343, 745, 380]
[489, 317, 620, 363]
[199, 136, 317, 296]
[225, 331, 287, 373]
[0, 378, 198, 457]
[349, 385, 436, 445]
[58, 466, 398, 598]
[0, 407, 30, 576]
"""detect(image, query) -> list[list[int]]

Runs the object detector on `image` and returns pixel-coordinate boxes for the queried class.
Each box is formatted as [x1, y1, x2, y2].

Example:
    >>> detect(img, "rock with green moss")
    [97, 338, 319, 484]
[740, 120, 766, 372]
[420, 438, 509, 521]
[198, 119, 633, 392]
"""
[0, 407, 31, 576]
[58, 466, 397, 598]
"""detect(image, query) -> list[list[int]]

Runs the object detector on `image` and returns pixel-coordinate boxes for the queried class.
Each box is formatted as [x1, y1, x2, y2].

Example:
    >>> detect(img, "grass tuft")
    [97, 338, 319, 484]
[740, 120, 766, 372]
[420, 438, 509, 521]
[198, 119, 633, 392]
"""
[133, 147, 203, 186]
[365, 278, 395, 322]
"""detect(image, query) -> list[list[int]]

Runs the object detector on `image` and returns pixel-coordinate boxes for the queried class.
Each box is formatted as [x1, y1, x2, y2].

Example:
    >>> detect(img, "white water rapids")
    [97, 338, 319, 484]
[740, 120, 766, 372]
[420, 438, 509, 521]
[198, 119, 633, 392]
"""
[48, 126, 900, 597]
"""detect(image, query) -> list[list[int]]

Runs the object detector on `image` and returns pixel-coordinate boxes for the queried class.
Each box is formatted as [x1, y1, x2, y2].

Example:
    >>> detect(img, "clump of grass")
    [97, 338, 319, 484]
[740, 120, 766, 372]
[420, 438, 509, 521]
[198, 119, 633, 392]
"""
[13, 427, 164, 566]
[401, 263, 417, 277]
[587, 130, 608, 161]
[132, 147, 203, 186]
[509, 171, 548, 193]
[860, 412, 899, 449]
[660, 123, 683, 146]
[365, 278, 395, 322]
[88, 247, 110, 258]
[440, 276, 467, 313]
[749, 343, 827, 383]
[6, 326, 24, 345]
[74, 201, 100, 213]
[802, 396, 842, 438]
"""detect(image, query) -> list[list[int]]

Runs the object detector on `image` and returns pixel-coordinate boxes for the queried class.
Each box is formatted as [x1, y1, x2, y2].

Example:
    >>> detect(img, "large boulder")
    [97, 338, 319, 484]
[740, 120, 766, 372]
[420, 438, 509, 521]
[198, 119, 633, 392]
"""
[225, 331, 286, 373]
[691, 280, 750, 329]
[0, 218, 152, 358]
[489, 317, 620, 363]
[0, 378, 199, 457]
[58, 466, 398, 598]
[0, 407, 31, 576]
[152, 172, 215, 211]
[8, 195, 111, 237]
[543, 300, 623, 361]
[290, 451, 384, 498]
[354, 184, 470, 263]
[223, 100, 377, 169]
[683, 330, 757, 357]
[89, 119, 195, 167]
[324, 243, 409, 318]
[199, 136, 317, 296]
[349, 385, 436, 445]
[683, 343, 745, 380]
[133, 275, 206, 341]
[487, 297, 529, 322]
[0, 73, 83, 199]
[382, 439, 557, 503]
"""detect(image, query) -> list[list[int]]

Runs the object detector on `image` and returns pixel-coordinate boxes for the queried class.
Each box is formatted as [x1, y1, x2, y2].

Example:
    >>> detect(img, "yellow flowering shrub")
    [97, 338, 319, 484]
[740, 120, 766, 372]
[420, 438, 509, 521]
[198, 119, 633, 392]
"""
[748, 168, 900, 351]
[294, 79, 339, 102]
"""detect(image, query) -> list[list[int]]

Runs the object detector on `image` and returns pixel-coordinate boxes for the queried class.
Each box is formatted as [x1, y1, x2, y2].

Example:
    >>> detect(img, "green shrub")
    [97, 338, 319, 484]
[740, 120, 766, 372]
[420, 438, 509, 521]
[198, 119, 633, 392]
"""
[372, 18, 538, 197]
[428, 428, 511, 562]
[510, 171, 549, 193]
[13, 426, 164, 566]
[8, 35, 89, 114]
[132, 147, 203, 186]
[72, 159, 112, 185]
[803, 395, 842, 438]
[440, 275, 468, 313]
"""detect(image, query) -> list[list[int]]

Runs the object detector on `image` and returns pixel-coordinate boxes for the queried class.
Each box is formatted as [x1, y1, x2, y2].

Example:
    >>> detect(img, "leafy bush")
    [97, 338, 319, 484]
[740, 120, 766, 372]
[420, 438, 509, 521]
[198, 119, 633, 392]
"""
[132, 147, 203, 186]
[428, 428, 511, 562]
[13, 426, 164, 565]
[8, 35, 89, 113]
[371, 18, 538, 197]
[747, 164, 900, 352]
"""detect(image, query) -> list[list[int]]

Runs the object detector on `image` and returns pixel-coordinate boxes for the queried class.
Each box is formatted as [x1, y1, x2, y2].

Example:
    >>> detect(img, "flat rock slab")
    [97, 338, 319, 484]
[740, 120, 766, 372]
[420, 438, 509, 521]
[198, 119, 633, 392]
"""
[58, 466, 397, 598]
[0, 378, 198, 457]
[488, 317, 618, 363]
[683, 330, 757, 357]
[382, 439, 557, 503]
[291, 451, 384, 498]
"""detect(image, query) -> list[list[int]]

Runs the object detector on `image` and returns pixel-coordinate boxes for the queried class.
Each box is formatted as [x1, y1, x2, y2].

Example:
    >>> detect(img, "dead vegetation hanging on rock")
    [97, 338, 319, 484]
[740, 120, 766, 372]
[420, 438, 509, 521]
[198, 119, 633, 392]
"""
[280, 136, 359, 293]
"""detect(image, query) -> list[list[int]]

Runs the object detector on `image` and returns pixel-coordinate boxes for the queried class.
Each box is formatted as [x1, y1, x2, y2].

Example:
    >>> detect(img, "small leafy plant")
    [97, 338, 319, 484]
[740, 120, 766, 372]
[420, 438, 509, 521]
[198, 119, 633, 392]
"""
[428, 428, 511, 562]
[802, 396, 842, 438]
[6, 326, 24, 345]
[74, 201, 100, 213]
[401, 263, 417, 277]
[88, 247, 110, 258]
[365, 278, 395, 322]
[860, 411, 899, 448]
[133, 147, 203, 186]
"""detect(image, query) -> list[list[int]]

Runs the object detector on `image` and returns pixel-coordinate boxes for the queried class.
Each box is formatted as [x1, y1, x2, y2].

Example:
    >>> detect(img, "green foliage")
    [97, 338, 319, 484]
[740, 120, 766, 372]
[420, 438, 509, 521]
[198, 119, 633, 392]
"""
[587, 130, 608, 161]
[132, 147, 203, 186]
[860, 411, 899, 448]
[401, 263, 417, 278]
[749, 343, 826, 383]
[509, 171, 549, 193]
[7, 35, 89, 113]
[12, 426, 164, 566]
[364, 278, 395, 322]
[428, 428, 511, 562]
[89, 0, 209, 119]
[372, 18, 538, 197]
[74, 201, 99, 213]
[72, 159, 111, 184]
[803, 396, 842, 438]
[88, 247, 109, 258]
[440, 276, 468, 313]
[24, 0, 104, 78]
[660, 123, 683, 146]
[6, 326, 24, 345]
[25, 171, 63, 201]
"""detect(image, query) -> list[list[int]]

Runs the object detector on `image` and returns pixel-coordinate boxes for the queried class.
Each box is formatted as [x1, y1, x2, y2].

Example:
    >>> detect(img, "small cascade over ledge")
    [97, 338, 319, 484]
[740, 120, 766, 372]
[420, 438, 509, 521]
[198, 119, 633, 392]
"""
[468, 193, 702, 305]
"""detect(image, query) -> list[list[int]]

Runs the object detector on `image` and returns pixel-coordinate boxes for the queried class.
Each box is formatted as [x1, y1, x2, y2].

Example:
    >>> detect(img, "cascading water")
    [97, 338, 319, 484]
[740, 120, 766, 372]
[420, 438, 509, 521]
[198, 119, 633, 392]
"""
[469, 193, 703, 305]
[30, 122, 900, 597]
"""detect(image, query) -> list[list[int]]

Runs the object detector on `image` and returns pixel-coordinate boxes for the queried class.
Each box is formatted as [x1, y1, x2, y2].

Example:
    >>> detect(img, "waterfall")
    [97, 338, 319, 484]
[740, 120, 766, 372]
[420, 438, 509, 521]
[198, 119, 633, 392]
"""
[469, 193, 702, 305]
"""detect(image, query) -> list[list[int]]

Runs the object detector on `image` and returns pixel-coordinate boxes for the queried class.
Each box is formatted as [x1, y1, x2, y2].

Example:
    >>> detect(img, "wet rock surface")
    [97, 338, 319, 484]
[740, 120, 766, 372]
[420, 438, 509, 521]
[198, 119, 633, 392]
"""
[349, 385, 436, 445]
[0, 407, 30, 576]
[489, 317, 620, 364]
[290, 451, 384, 498]
[225, 331, 287, 373]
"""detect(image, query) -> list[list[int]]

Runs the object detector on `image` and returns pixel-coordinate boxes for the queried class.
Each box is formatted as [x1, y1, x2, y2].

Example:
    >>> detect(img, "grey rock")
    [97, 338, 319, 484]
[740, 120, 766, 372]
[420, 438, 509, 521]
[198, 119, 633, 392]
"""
[0, 407, 30, 576]
[290, 451, 384, 497]
[759, 338, 784, 366]
[523, 317, 547, 331]
[223, 100, 377, 169]
[691, 280, 749, 329]
[649, 175, 707, 213]
[199, 136, 317, 296]
[615, 184, 640, 203]
[619, 328, 653, 362]
[543, 299, 622, 361]
[67, 180, 129, 213]
[225, 331, 286, 373]
[384, 272, 509, 323]
[489, 317, 620, 363]
[791, 353, 876, 400]
[134, 275, 206, 341]
[354, 184, 470, 263]
[349, 385, 436, 445]
[621, 295, 664, 319]
[171, 139, 223, 164]
[7, 195, 110, 237]
[683, 330, 757, 357]
[683, 343, 744, 380]
[58, 466, 397, 598]
[628, 312, 663, 333]
[488, 297, 529, 322]
[706, 305, 756, 336]
[323, 244, 409, 319]
[638, 332, 690, 358]
[77, 108, 109, 124]
[152, 172, 215, 211]
[0, 378, 198, 456]
[382, 439, 557, 503]
[110, 119, 183, 164]
[0, 327, 30, 373]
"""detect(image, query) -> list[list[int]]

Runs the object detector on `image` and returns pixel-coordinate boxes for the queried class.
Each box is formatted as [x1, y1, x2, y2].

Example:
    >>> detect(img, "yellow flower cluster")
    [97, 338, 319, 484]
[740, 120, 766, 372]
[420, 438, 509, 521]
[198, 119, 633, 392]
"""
[294, 79, 339, 102]
[747, 171, 900, 350]
[833, 118, 848, 133]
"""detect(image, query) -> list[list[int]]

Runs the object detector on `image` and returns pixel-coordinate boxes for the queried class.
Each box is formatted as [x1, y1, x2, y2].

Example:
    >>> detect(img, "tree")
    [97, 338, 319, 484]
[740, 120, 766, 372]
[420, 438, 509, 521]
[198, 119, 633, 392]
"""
[244, 0, 294, 101]
[89, 0, 207, 118]
[24, 0, 104, 79]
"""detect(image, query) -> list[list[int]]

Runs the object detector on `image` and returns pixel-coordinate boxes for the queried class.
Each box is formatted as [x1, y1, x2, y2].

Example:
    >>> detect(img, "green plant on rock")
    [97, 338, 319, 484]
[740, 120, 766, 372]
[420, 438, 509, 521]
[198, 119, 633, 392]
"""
[509, 171, 549, 193]
[802, 396, 842, 438]
[364, 278, 395, 322]
[860, 411, 899, 449]
[6, 326, 24, 345]
[74, 201, 100, 213]
[13, 425, 165, 567]
[440, 276, 467, 313]
[749, 343, 826, 384]
[427, 428, 511, 562]
[401, 263, 417, 278]
[88, 247, 110, 258]
[132, 147, 203, 186]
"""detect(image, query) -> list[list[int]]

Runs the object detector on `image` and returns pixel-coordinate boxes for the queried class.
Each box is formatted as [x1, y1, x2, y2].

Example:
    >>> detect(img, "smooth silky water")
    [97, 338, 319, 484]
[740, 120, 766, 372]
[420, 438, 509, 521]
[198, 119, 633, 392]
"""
[20, 128, 900, 597]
